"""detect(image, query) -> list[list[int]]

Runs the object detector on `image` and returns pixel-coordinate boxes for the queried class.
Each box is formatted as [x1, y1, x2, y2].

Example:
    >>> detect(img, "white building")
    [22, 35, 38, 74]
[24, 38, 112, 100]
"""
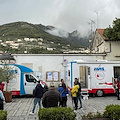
[24, 38, 29, 41]
[12, 54, 105, 87]
[6, 41, 14, 44]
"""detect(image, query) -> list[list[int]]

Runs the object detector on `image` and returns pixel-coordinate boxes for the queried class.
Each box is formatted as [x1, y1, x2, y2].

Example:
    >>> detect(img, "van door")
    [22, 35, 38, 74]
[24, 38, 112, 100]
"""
[24, 73, 37, 94]
[114, 66, 120, 78]
[79, 66, 89, 88]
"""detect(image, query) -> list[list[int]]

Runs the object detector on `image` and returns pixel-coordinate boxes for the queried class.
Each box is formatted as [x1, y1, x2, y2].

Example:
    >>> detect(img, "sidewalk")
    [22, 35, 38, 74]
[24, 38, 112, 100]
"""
[4, 95, 120, 120]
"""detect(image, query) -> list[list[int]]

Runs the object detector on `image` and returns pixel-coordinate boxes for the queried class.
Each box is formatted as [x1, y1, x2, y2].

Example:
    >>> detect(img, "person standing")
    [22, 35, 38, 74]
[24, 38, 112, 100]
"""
[30, 81, 44, 115]
[0, 87, 5, 110]
[71, 82, 79, 110]
[114, 78, 118, 95]
[75, 78, 82, 109]
[58, 79, 65, 87]
[117, 76, 120, 100]
[58, 83, 69, 107]
[42, 83, 61, 108]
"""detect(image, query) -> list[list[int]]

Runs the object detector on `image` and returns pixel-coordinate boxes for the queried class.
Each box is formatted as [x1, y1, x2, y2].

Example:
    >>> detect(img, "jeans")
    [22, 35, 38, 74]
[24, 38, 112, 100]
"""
[0, 100, 3, 110]
[73, 97, 77, 110]
[77, 93, 82, 108]
[61, 96, 67, 107]
[32, 98, 41, 113]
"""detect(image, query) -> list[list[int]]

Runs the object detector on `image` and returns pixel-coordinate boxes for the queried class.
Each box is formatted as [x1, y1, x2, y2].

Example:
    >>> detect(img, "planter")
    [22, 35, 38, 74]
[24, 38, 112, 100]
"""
[82, 118, 111, 120]
[3, 91, 12, 103]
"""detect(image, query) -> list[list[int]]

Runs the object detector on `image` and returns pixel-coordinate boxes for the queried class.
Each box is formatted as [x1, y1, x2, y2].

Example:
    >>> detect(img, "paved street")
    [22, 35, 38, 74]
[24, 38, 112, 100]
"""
[4, 95, 120, 120]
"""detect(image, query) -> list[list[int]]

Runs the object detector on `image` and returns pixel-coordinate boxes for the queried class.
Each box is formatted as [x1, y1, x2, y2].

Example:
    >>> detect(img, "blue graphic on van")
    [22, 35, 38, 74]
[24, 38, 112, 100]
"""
[8, 70, 18, 74]
[94, 67, 104, 71]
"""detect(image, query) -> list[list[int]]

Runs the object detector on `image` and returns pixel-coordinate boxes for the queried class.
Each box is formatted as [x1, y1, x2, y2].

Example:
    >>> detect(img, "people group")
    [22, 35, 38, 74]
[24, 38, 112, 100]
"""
[29, 78, 83, 115]
[71, 78, 82, 110]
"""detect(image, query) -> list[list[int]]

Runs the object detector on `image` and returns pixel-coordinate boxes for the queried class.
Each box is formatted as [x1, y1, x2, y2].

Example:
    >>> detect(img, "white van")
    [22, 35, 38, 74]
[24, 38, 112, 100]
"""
[66, 60, 120, 96]
[2, 64, 43, 96]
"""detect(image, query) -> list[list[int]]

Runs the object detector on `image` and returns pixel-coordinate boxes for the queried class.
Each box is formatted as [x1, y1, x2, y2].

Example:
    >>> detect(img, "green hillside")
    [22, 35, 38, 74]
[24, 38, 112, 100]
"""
[0, 22, 73, 46]
[0, 21, 90, 54]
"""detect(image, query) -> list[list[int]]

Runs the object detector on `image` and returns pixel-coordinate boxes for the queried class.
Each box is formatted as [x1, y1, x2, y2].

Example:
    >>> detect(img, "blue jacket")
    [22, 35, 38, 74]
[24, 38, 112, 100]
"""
[0, 90, 5, 101]
[58, 87, 69, 97]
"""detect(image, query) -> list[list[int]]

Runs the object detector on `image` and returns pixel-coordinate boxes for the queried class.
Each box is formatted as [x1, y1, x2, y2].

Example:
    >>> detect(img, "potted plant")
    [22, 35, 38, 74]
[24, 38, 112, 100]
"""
[0, 54, 15, 103]
[0, 61, 15, 102]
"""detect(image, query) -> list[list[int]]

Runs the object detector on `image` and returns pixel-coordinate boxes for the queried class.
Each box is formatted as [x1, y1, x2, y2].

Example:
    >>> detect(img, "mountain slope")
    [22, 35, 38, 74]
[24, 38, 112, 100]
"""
[0, 21, 89, 48]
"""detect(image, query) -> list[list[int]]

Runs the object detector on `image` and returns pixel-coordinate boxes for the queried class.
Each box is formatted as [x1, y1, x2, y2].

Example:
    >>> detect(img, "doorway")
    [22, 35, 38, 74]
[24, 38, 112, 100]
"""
[79, 66, 88, 88]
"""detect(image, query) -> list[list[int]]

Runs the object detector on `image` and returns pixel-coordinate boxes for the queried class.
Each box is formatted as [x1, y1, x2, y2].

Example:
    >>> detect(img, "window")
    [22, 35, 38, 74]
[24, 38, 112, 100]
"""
[46, 71, 59, 81]
[25, 74, 36, 82]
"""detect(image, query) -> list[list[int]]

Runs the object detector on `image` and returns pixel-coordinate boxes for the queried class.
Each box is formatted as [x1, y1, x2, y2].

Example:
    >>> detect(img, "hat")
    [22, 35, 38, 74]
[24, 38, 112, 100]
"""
[50, 82, 54, 87]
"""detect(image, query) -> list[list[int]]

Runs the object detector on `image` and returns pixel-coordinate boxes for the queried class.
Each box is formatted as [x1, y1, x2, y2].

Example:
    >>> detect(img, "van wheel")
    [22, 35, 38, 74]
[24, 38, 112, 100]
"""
[96, 90, 104, 97]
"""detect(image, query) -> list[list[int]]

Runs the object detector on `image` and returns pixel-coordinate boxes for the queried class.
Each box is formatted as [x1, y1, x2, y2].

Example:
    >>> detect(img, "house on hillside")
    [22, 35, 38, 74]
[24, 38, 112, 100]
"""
[92, 29, 120, 61]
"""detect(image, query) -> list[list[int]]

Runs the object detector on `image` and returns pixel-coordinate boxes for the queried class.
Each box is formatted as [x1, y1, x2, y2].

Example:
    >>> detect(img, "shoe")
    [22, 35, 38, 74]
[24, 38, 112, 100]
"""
[79, 107, 82, 109]
[74, 110, 77, 113]
[29, 112, 34, 115]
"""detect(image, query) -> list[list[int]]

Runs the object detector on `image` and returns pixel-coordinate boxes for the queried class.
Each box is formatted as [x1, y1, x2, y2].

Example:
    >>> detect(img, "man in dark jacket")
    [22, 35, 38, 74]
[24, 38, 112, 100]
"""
[42, 83, 61, 108]
[30, 81, 44, 115]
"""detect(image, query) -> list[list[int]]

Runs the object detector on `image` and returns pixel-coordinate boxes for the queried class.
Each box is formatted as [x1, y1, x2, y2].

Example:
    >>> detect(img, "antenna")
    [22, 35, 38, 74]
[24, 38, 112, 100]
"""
[88, 19, 96, 53]
[95, 11, 99, 28]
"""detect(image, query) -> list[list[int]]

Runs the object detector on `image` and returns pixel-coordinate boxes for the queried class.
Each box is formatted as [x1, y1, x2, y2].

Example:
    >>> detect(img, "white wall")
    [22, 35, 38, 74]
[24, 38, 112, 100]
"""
[13, 54, 104, 87]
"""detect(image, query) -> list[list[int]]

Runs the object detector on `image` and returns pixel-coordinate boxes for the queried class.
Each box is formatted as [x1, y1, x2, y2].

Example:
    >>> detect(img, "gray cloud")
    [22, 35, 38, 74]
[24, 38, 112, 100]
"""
[0, 0, 120, 36]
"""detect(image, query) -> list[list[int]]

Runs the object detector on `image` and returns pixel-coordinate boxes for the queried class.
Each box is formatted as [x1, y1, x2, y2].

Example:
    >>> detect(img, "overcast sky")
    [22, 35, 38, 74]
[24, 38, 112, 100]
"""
[0, 0, 120, 35]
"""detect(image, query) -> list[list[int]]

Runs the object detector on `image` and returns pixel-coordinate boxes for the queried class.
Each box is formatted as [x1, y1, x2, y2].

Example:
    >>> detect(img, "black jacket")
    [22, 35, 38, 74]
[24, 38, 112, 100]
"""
[33, 84, 44, 98]
[77, 81, 81, 92]
[42, 88, 61, 108]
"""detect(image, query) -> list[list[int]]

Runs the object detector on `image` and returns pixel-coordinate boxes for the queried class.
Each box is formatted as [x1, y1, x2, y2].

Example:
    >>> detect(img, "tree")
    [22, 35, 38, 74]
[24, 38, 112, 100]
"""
[0, 61, 15, 91]
[0, 54, 15, 91]
[103, 18, 120, 40]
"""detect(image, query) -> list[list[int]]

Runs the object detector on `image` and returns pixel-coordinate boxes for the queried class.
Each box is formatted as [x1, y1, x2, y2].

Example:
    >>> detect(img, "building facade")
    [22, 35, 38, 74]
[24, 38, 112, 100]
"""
[92, 29, 120, 61]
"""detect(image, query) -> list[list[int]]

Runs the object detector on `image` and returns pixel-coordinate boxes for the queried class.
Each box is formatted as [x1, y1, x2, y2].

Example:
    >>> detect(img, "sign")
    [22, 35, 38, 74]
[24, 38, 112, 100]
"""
[94, 64, 105, 80]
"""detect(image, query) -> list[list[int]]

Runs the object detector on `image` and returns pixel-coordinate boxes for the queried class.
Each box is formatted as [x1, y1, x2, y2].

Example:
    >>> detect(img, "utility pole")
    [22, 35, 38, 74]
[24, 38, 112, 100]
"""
[88, 19, 95, 53]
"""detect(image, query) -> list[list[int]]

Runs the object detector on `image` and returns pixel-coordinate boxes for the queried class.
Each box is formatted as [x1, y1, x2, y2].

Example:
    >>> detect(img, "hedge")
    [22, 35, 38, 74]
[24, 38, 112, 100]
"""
[0, 110, 7, 120]
[38, 107, 77, 120]
[103, 104, 120, 120]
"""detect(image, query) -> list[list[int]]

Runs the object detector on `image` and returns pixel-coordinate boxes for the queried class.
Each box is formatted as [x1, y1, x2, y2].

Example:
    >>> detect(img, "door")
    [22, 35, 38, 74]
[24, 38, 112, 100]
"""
[114, 66, 120, 78]
[79, 66, 89, 88]
[24, 73, 37, 94]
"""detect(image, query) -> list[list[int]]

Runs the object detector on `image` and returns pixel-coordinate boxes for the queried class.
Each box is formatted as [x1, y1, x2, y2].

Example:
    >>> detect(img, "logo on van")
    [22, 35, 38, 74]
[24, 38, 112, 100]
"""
[94, 67, 104, 71]
[94, 64, 105, 80]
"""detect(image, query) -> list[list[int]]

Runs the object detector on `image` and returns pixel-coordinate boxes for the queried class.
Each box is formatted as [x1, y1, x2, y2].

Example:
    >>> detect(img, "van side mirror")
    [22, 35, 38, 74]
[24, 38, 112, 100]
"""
[34, 80, 36, 83]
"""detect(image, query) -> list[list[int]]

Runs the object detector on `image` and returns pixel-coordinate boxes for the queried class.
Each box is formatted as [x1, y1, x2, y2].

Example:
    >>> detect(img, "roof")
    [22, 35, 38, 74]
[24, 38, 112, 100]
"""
[0, 54, 15, 60]
[97, 29, 106, 39]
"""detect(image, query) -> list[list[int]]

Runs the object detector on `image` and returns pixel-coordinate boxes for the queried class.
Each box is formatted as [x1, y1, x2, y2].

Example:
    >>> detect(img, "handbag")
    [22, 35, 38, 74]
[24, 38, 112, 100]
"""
[76, 91, 81, 97]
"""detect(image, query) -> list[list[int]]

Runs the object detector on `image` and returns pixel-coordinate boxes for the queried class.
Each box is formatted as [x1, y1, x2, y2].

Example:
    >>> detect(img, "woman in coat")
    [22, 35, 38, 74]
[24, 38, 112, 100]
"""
[58, 83, 69, 107]
[71, 82, 79, 110]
